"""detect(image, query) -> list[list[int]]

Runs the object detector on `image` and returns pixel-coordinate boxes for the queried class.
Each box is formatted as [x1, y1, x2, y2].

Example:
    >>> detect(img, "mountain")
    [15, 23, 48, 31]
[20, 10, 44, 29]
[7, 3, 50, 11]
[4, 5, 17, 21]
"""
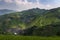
[0, 8, 46, 34]
[34, 7, 60, 27]
[0, 7, 60, 36]
[0, 9, 15, 15]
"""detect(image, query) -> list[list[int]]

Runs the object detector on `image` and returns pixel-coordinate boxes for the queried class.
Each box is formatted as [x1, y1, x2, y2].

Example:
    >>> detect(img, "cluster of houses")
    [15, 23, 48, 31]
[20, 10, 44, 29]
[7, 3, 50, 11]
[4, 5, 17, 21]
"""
[7, 27, 24, 35]
[6, 26, 37, 35]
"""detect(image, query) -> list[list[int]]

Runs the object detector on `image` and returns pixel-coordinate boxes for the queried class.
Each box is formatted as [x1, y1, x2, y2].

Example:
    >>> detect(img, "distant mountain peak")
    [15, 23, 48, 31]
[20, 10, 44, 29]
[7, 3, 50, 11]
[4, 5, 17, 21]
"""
[0, 9, 15, 15]
[0, 9, 13, 11]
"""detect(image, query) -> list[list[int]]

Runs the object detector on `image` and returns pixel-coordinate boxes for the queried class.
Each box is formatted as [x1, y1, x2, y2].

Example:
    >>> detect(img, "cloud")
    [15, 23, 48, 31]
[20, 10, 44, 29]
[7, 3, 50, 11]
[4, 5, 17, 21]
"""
[0, 0, 60, 11]
[14, 0, 53, 11]
[4, 0, 13, 3]
[15, 0, 60, 10]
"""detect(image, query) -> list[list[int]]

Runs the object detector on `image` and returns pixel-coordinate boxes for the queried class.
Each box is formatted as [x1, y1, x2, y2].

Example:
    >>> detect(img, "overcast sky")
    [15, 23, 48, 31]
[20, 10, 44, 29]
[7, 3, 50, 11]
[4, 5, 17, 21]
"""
[0, 0, 60, 11]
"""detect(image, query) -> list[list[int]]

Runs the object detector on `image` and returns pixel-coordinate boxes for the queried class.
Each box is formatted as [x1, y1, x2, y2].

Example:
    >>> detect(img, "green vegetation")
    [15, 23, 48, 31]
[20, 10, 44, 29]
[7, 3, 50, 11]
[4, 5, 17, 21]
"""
[0, 35, 60, 40]
[0, 7, 60, 36]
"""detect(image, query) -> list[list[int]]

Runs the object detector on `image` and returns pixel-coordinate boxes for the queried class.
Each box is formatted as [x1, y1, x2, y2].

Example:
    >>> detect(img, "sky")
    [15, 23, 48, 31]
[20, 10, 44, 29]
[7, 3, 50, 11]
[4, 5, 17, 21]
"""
[0, 0, 60, 11]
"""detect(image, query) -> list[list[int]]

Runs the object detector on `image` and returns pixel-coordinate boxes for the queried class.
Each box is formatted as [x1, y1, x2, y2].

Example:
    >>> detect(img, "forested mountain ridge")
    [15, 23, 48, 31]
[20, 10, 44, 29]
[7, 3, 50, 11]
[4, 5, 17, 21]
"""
[0, 8, 46, 29]
[0, 7, 60, 36]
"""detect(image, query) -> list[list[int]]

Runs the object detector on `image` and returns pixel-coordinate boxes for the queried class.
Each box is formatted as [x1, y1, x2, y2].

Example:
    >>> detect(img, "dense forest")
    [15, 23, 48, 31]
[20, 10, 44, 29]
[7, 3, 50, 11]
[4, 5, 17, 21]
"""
[0, 7, 60, 36]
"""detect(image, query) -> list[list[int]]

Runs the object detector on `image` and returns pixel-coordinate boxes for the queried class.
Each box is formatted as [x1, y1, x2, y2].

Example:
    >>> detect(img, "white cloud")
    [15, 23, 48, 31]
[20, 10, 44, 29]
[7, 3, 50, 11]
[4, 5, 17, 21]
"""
[54, 0, 60, 7]
[1, 0, 60, 11]
[4, 0, 13, 3]
[14, 0, 60, 11]
[13, 0, 49, 11]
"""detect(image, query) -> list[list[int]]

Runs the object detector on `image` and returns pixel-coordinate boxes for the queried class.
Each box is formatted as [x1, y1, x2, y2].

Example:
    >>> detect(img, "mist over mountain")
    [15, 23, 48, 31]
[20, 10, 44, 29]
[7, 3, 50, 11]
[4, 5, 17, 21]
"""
[0, 9, 15, 15]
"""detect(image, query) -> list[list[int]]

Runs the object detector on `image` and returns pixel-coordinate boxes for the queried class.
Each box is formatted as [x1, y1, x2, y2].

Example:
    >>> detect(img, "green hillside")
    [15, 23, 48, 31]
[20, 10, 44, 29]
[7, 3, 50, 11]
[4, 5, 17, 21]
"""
[0, 8, 46, 29]
[0, 7, 60, 36]
[35, 7, 60, 27]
